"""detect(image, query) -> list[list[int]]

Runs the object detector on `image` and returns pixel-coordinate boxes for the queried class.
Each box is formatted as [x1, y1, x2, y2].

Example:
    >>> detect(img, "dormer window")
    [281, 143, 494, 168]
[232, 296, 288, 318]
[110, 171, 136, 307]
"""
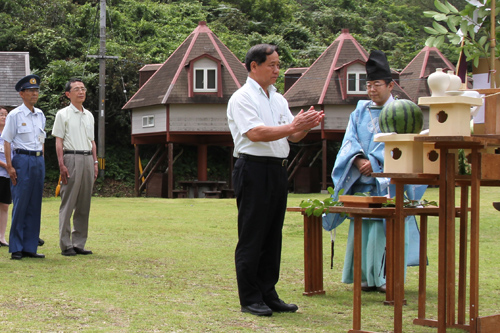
[193, 58, 217, 92]
[346, 63, 367, 94]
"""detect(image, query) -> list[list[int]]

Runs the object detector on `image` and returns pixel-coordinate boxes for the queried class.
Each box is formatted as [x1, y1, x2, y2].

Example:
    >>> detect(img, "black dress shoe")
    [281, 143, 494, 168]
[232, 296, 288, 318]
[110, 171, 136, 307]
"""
[74, 247, 93, 255]
[0, 241, 8, 247]
[11, 251, 23, 260]
[22, 251, 45, 258]
[241, 302, 272, 316]
[265, 299, 298, 313]
[61, 248, 77, 256]
[38, 238, 45, 246]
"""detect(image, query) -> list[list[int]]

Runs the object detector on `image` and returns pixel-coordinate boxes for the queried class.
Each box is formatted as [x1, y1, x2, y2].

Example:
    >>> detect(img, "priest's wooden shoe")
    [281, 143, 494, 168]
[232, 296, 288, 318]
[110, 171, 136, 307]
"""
[241, 302, 272, 316]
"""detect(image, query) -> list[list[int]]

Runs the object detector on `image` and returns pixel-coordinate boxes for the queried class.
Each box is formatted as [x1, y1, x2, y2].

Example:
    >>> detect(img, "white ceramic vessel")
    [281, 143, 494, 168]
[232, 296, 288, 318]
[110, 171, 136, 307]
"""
[427, 68, 450, 97]
[447, 70, 462, 91]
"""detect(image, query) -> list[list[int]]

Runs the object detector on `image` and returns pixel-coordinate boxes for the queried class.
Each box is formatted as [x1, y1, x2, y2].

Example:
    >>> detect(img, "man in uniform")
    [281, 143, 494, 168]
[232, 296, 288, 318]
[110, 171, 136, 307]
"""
[227, 44, 324, 316]
[52, 78, 97, 256]
[1, 74, 46, 260]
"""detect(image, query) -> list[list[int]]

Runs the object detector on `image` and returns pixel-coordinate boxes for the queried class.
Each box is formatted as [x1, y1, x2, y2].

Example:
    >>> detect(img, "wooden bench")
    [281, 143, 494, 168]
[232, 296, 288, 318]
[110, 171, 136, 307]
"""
[203, 191, 221, 198]
[172, 189, 188, 198]
[221, 189, 235, 198]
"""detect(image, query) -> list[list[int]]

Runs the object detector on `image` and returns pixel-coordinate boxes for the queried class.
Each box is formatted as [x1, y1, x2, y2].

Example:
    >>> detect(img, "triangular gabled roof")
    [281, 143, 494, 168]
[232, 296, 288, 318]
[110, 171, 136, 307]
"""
[399, 46, 455, 102]
[123, 21, 247, 109]
[284, 29, 410, 107]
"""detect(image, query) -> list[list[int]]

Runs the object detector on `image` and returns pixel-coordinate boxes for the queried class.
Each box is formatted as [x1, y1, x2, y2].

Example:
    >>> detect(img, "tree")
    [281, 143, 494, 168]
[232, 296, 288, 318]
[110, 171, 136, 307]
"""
[0, 0, 466, 184]
[424, 0, 500, 68]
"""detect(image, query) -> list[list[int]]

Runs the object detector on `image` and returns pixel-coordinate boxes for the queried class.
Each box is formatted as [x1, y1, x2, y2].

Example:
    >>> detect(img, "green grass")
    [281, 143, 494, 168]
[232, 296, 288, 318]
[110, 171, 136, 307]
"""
[1, 187, 500, 332]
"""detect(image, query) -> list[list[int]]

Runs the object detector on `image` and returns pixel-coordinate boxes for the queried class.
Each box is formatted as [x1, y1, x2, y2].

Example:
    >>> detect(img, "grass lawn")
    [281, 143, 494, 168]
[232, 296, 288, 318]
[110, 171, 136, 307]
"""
[1, 187, 500, 332]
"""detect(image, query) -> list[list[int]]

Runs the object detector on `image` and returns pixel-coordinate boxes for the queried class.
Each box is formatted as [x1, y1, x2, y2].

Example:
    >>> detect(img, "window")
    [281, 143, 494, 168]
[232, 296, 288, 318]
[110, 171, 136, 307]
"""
[194, 68, 217, 91]
[347, 72, 367, 94]
[193, 58, 218, 92]
[142, 115, 154, 128]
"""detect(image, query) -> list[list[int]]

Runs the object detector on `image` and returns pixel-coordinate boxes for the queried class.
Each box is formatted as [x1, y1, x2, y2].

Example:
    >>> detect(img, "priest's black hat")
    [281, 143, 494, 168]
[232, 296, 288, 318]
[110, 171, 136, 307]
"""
[366, 50, 392, 81]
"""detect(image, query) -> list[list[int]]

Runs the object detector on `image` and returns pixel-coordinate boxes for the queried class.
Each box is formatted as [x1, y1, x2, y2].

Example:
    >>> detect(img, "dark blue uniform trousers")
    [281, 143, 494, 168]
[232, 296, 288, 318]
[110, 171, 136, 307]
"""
[233, 157, 288, 306]
[9, 153, 45, 253]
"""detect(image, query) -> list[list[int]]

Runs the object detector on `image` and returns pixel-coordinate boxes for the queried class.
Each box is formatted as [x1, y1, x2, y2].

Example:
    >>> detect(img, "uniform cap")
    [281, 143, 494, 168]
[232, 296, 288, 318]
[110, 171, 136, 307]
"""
[15, 74, 41, 92]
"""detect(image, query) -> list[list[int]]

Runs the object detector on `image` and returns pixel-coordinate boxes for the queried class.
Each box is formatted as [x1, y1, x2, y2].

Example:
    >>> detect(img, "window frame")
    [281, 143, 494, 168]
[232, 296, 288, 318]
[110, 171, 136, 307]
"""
[193, 62, 218, 93]
[142, 115, 155, 128]
[346, 70, 367, 94]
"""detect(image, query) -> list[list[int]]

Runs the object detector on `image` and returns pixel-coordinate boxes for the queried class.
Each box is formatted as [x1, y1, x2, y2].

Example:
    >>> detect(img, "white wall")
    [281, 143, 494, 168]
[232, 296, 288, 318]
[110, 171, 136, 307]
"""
[169, 104, 228, 132]
[131, 105, 167, 135]
[131, 104, 229, 135]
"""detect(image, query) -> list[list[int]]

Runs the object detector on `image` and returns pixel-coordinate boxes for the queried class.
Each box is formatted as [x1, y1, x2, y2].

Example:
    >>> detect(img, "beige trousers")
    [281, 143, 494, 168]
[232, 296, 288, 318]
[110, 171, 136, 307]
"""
[59, 154, 94, 251]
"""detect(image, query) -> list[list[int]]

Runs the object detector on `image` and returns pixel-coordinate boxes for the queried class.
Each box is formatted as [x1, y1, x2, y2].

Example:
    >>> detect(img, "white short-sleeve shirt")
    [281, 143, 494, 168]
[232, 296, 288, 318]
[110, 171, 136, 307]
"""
[227, 77, 294, 158]
[1, 103, 46, 151]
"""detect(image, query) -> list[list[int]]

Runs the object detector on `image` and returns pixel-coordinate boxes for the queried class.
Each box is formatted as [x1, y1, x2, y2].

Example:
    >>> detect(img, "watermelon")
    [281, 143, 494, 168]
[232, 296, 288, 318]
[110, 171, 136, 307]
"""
[379, 99, 423, 134]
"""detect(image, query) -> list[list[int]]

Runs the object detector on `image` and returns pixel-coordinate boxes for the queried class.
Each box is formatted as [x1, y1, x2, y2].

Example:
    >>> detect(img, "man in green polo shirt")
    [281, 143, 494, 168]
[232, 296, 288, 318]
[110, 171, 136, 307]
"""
[52, 78, 97, 256]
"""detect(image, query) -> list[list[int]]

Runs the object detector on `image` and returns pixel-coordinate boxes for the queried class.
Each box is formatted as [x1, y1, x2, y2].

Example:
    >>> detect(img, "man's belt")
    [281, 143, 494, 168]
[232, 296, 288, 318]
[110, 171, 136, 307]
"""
[63, 150, 92, 155]
[239, 153, 288, 167]
[15, 149, 43, 157]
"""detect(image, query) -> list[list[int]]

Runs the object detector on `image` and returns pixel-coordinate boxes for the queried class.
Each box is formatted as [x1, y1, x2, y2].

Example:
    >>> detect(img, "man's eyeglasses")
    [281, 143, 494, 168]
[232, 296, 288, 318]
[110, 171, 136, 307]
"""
[71, 87, 87, 92]
[366, 83, 386, 90]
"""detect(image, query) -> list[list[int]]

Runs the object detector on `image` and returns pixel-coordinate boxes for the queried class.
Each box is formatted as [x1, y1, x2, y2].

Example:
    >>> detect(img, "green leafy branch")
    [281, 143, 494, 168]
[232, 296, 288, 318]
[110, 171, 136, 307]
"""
[299, 187, 345, 217]
[383, 198, 438, 208]
[299, 187, 438, 217]
[423, 0, 500, 68]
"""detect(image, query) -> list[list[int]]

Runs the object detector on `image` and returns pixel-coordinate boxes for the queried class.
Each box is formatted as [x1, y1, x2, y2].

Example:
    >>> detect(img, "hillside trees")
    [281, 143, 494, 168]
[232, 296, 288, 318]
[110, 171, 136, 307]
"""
[0, 0, 466, 183]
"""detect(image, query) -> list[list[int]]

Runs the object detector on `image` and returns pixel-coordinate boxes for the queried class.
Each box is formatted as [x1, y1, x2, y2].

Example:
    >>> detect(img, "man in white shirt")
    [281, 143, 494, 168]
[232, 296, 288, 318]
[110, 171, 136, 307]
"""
[52, 78, 97, 256]
[227, 44, 324, 316]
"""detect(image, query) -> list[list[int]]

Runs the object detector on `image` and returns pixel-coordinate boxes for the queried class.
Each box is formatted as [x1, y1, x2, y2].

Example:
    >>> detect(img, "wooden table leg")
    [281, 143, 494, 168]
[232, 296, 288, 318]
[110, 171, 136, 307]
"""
[393, 182, 405, 333]
[303, 214, 325, 296]
[446, 152, 456, 326]
[313, 214, 324, 294]
[437, 148, 449, 333]
[417, 214, 428, 320]
[469, 149, 481, 332]
[353, 216, 362, 331]
[385, 216, 394, 304]
[458, 184, 468, 325]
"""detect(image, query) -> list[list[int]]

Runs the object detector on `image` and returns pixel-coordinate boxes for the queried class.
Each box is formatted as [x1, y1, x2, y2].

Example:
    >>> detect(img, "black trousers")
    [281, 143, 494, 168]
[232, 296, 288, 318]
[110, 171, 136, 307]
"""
[233, 157, 288, 306]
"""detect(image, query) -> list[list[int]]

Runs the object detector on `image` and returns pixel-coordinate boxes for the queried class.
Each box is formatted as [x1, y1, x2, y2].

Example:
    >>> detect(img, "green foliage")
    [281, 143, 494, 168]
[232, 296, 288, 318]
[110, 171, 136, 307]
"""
[0, 0, 473, 182]
[300, 187, 437, 217]
[299, 187, 345, 217]
[103, 144, 135, 182]
[424, 0, 500, 68]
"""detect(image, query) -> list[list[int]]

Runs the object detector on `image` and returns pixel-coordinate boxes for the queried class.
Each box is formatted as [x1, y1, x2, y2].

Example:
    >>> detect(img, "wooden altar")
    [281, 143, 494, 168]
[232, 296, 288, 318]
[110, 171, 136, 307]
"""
[289, 135, 500, 332]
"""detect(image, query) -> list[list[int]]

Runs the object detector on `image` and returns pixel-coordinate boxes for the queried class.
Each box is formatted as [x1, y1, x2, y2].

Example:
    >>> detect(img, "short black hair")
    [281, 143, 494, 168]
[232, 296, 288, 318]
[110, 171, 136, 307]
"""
[65, 78, 84, 92]
[245, 44, 279, 72]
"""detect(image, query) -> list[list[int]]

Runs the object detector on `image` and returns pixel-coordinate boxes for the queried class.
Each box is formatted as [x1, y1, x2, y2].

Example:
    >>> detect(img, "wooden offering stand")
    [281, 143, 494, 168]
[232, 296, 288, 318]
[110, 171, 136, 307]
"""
[339, 195, 387, 208]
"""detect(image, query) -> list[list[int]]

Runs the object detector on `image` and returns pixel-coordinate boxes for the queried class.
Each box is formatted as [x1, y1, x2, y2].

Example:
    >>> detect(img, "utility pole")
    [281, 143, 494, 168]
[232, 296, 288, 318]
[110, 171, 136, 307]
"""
[87, 0, 118, 179]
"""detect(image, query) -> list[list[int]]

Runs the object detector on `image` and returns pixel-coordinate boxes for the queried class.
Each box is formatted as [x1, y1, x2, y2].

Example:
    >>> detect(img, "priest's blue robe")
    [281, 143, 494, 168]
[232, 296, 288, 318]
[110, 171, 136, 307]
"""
[323, 99, 426, 287]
